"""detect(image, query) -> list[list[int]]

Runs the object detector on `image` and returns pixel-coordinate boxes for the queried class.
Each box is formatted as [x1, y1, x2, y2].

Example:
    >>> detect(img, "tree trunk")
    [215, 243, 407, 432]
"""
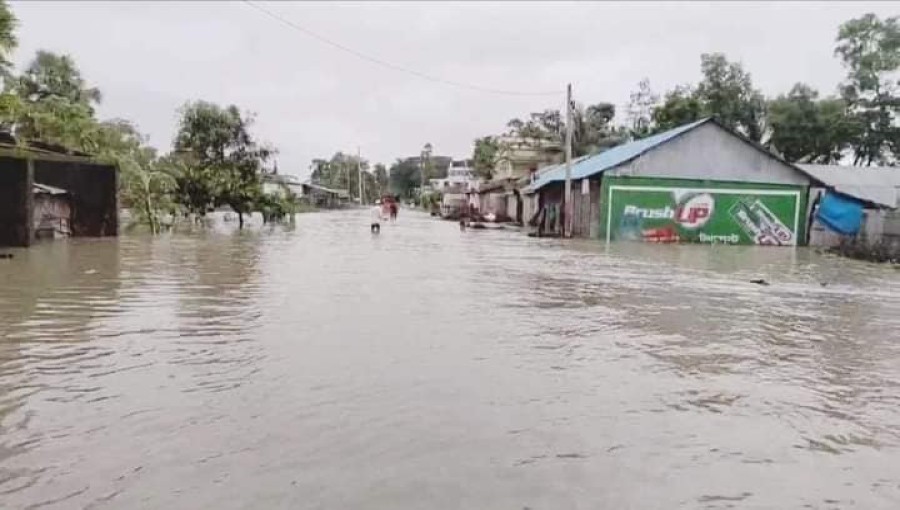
[144, 196, 156, 234]
[238, 211, 244, 229]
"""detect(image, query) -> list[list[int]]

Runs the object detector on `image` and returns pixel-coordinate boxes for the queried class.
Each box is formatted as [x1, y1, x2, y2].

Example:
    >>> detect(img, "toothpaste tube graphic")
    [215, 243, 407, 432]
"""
[729, 199, 794, 246]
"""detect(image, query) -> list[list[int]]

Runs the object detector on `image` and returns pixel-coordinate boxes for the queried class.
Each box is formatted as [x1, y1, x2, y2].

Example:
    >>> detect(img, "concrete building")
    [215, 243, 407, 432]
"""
[430, 159, 477, 192]
[0, 143, 118, 247]
[525, 118, 822, 245]
[493, 136, 564, 181]
[432, 160, 478, 219]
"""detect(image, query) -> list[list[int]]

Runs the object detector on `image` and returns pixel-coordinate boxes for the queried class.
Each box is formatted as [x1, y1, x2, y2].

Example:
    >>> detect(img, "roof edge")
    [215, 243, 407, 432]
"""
[530, 117, 715, 192]
[701, 117, 827, 187]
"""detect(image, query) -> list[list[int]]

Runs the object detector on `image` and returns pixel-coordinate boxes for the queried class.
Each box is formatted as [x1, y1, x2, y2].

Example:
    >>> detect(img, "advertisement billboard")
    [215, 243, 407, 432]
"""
[602, 177, 805, 245]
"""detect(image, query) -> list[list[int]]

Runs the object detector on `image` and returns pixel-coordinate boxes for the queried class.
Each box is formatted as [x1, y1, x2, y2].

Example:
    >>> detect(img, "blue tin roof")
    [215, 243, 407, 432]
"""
[526, 118, 711, 193]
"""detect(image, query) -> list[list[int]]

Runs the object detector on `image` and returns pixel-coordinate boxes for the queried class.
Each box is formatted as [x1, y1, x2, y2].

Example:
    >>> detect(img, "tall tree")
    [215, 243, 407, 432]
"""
[174, 101, 272, 227]
[835, 13, 900, 165]
[472, 135, 501, 180]
[309, 151, 379, 202]
[420, 142, 434, 183]
[767, 83, 855, 163]
[652, 85, 704, 132]
[373, 163, 389, 194]
[388, 157, 420, 198]
[572, 102, 626, 156]
[695, 53, 766, 141]
[0, 0, 17, 79]
[17, 50, 102, 110]
[501, 103, 625, 158]
[3, 51, 104, 149]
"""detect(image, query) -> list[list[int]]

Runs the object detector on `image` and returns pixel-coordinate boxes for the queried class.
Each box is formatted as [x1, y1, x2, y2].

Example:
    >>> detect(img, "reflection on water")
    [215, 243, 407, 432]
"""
[1, 211, 899, 509]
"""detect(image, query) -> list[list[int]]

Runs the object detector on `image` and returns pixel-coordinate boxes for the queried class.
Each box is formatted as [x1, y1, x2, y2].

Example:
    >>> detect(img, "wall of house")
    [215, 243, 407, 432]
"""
[570, 179, 603, 238]
[523, 193, 537, 226]
[810, 208, 900, 248]
[532, 179, 601, 238]
[34, 160, 118, 237]
[481, 192, 509, 220]
[493, 137, 564, 180]
[0, 157, 32, 247]
[534, 184, 564, 235]
[611, 122, 811, 186]
[505, 192, 526, 223]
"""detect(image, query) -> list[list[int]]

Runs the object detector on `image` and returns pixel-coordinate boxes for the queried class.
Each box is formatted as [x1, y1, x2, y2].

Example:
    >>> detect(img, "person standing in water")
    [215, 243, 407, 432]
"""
[371, 200, 383, 234]
[389, 201, 398, 222]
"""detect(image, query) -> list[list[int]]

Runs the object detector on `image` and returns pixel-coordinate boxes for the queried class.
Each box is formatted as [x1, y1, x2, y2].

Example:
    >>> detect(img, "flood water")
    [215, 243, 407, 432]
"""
[2, 210, 900, 509]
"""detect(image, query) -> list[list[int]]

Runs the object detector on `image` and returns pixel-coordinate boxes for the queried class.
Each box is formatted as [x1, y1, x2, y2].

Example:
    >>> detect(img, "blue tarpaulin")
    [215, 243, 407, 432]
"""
[816, 192, 864, 235]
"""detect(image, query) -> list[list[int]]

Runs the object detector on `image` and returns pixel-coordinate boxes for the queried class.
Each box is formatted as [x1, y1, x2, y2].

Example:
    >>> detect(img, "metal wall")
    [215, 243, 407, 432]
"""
[0, 157, 32, 247]
[34, 160, 118, 237]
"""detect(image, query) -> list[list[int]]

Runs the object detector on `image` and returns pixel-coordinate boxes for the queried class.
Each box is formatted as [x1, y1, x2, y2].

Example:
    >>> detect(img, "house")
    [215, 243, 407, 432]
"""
[798, 164, 900, 247]
[431, 159, 477, 192]
[301, 182, 350, 208]
[0, 141, 118, 247]
[434, 160, 479, 219]
[493, 136, 564, 180]
[460, 139, 564, 224]
[524, 118, 822, 245]
[465, 178, 520, 222]
[262, 173, 305, 199]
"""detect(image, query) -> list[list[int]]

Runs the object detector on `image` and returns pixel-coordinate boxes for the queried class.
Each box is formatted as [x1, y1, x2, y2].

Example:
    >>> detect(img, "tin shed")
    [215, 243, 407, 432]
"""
[525, 118, 821, 245]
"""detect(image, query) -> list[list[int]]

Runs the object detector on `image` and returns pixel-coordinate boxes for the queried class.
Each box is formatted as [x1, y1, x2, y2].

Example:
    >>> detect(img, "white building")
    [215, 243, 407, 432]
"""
[430, 159, 477, 191]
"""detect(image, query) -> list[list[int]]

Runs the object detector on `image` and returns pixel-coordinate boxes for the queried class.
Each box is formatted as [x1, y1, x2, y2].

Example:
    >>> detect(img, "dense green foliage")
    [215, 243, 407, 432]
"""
[310, 152, 382, 203]
[0, 1, 296, 231]
[835, 13, 900, 165]
[173, 102, 273, 227]
[767, 84, 855, 163]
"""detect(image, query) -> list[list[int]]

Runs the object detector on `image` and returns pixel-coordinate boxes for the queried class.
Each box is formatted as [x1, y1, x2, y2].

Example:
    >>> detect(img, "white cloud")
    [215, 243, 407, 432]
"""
[9, 1, 895, 178]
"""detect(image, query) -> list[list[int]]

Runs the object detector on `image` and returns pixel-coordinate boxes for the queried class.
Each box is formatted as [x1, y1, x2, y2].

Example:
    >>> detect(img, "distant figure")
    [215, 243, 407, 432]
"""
[371, 200, 383, 234]
[389, 201, 398, 221]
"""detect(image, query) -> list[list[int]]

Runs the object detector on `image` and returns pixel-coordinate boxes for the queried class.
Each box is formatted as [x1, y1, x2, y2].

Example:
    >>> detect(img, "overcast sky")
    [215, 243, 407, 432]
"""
[10, 1, 897, 178]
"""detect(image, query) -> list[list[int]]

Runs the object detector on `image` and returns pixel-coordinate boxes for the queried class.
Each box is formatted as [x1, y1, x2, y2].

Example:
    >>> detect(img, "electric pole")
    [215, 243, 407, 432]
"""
[563, 83, 574, 238]
[357, 147, 364, 205]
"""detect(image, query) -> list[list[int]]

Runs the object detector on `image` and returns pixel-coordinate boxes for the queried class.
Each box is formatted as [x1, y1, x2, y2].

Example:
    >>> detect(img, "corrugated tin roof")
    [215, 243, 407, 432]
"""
[798, 164, 900, 208]
[524, 118, 711, 193]
[303, 182, 350, 198]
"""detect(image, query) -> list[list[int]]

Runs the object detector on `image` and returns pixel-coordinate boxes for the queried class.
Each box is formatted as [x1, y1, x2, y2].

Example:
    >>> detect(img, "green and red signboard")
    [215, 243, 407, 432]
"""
[601, 176, 807, 246]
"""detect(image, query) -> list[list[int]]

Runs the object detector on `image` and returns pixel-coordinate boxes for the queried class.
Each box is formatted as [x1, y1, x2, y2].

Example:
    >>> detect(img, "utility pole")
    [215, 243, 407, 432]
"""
[563, 83, 574, 238]
[357, 146, 364, 205]
[345, 158, 351, 199]
[419, 152, 425, 197]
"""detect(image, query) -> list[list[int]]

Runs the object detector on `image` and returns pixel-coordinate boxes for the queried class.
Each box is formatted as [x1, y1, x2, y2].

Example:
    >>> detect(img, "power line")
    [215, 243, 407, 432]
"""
[241, 1, 563, 98]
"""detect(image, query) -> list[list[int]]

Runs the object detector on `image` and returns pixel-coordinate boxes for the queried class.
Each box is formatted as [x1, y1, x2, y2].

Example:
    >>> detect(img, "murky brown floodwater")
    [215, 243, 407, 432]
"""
[1, 210, 899, 509]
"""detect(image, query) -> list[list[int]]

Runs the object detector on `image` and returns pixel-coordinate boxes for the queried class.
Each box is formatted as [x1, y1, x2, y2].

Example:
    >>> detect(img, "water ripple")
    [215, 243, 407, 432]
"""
[0, 211, 899, 509]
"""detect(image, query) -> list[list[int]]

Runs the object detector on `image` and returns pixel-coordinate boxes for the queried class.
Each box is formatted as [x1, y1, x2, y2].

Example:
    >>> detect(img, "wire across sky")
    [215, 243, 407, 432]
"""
[241, 1, 564, 98]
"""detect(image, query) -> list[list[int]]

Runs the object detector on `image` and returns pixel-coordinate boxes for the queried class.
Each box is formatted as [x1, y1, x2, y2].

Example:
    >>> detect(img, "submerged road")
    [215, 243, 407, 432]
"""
[1, 209, 900, 509]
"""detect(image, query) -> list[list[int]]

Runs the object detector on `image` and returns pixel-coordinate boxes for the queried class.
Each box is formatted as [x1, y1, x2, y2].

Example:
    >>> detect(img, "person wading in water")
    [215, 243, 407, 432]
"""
[389, 201, 398, 222]
[371, 200, 383, 234]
